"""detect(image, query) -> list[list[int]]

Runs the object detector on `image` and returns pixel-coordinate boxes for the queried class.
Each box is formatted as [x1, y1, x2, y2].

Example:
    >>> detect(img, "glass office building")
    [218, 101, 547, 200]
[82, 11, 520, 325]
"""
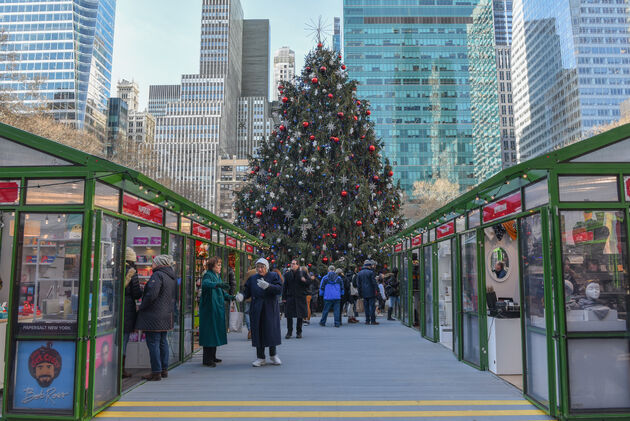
[343, 0, 501, 193]
[0, 0, 116, 132]
[512, 0, 630, 161]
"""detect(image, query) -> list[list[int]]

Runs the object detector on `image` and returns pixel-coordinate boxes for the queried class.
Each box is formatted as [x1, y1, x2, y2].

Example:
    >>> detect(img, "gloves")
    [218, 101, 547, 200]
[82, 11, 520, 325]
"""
[235, 293, 244, 302]
[257, 279, 270, 290]
[219, 283, 230, 290]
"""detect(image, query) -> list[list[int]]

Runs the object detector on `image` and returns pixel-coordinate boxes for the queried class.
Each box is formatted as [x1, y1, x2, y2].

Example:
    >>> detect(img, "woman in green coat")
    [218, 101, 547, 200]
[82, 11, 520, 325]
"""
[199, 256, 234, 367]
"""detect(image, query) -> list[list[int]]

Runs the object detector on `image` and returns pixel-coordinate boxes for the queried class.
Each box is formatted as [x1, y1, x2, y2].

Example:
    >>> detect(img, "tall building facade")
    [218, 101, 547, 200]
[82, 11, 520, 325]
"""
[333, 17, 342, 53]
[512, 0, 630, 161]
[216, 157, 249, 222]
[149, 0, 243, 211]
[117, 79, 139, 113]
[493, 0, 517, 168]
[273, 47, 295, 99]
[106, 97, 128, 157]
[147, 85, 180, 117]
[0, 0, 116, 134]
[343, 0, 501, 193]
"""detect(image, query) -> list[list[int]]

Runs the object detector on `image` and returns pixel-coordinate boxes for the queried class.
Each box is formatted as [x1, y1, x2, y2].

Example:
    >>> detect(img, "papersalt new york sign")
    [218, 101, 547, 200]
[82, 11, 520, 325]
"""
[122, 194, 163, 225]
[483, 192, 522, 223]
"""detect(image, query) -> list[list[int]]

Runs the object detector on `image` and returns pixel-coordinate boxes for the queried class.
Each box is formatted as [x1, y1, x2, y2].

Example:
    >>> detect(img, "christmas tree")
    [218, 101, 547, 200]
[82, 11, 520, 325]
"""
[233, 43, 404, 270]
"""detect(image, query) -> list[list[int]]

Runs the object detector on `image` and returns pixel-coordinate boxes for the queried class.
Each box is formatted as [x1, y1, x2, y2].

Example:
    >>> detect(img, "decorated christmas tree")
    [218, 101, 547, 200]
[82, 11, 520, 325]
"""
[233, 43, 404, 270]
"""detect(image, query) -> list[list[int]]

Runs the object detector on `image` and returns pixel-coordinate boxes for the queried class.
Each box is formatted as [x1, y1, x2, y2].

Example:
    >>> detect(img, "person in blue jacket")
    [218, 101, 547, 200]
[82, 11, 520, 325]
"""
[319, 266, 344, 327]
[236, 258, 283, 367]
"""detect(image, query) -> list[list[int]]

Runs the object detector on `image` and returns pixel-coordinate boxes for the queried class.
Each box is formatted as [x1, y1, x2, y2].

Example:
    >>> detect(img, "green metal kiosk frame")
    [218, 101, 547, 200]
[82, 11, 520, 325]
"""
[0, 124, 266, 420]
[385, 124, 630, 421]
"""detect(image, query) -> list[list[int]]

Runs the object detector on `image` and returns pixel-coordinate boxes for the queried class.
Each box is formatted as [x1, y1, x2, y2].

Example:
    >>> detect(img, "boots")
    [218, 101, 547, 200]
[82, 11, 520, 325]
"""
[161, 370, 168, 378]
[142, 372, 161, 381]
[122, 356, 132, 378]
[247, 330, 251, 340]
[387, 308, 394, 321]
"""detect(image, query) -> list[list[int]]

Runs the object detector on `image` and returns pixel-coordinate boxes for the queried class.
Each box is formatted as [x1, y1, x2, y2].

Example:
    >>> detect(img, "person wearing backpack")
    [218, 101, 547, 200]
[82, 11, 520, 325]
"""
[385, 268, 400, 320]
[318, 266, 344, 327]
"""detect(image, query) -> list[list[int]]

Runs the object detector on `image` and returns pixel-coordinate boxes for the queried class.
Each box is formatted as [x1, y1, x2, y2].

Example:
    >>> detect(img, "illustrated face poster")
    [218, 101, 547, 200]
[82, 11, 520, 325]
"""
[12, 340, 75, 411]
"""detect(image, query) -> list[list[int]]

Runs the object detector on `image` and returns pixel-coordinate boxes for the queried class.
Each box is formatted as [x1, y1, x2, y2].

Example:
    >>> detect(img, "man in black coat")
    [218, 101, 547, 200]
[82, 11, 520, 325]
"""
[135, 254, 177, 381]
[357, 260, 379, 325]
[282, 259, 308, 338]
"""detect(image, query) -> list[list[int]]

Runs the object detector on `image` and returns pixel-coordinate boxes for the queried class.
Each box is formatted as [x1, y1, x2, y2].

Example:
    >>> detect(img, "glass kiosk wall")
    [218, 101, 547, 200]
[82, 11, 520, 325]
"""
[423, 246, 434, 340]
[437, 240, 453, 349]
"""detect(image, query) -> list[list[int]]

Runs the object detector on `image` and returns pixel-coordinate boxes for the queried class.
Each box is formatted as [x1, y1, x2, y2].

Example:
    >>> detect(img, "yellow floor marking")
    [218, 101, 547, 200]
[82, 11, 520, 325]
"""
[96, 409, 546, 418]
[112, 400, 530, 408]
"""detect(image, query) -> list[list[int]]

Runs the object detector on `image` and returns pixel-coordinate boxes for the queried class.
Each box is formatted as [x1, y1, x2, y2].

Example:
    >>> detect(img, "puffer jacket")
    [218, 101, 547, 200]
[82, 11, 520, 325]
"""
[135, 265, 177, 332]
[319, 271, 344, 300]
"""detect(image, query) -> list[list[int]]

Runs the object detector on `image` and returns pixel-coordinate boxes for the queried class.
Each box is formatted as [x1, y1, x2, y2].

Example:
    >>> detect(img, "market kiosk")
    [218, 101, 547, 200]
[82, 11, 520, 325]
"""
[386, 124, 630, 421]
[0, 124, 264, 421]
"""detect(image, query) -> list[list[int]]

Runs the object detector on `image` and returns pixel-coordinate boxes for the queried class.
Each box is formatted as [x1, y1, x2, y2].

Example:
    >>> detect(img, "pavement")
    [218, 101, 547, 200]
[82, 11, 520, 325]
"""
[95, 315, 554, 420]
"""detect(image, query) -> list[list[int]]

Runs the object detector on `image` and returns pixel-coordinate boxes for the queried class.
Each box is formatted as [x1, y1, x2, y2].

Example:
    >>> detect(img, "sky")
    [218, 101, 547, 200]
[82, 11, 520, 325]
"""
[110, 0, 343, 110]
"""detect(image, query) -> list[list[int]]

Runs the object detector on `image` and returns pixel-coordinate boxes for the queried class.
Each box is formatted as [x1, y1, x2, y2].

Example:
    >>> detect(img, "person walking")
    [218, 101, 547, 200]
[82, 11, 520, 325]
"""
[282, 259, 308, 338]
[135, 255, 177, 381]
[301, 265, 312, 324]
[377, 277, 387, 316]
[385, 268, 400, 320]
[357, 260, 379, 325]
[199, 257, 234, 367]
[122, 247, 142, 378]
[236, 258, 283, 367]
[319, 266, 344, 327]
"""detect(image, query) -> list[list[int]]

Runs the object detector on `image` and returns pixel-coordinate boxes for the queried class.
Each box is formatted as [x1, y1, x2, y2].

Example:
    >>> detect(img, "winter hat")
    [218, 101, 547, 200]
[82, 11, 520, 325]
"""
[363, 259, 372, 267]
[125, 247, 137, 263]
[153, 254, 172, 267]
[255, 258, 269, 269]
[328, 265, 336, 272]
[335, 268, 343, 275]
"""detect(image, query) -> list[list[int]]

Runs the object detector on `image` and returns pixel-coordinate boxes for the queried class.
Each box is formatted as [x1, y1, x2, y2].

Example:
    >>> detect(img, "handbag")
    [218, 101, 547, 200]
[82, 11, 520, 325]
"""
[355, 298, 364, 313]
[229, 301, 243, 333]
[350, 283, 359, 297]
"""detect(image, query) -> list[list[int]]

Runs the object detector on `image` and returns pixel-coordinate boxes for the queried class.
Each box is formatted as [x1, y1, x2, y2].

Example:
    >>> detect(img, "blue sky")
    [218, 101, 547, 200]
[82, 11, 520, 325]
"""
[111, 0, 343, 110]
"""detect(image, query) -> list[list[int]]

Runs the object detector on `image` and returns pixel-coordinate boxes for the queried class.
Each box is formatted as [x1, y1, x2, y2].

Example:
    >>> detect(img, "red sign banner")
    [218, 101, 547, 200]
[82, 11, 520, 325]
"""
[0, 181, 19, 204]
[226, 236, 237, 248]
[437, 221, 455, 239]
[411, 235, 422, 247]
[122, 193, 163, 225]
[625, 176, 630, 201]
[245, 244, 254, 254]
[192, 222, 212, 240]
[483, 192, 522, 223]
[394, 243, 403, 253]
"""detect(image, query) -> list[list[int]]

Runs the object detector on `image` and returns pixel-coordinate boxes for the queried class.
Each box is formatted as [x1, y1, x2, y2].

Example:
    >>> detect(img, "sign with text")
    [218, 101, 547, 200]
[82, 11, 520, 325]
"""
[437, 221, 455, 239]
[483, 192, 522, 223]
[394, 243, 403, 253]
[245, 244, 254, 254]
[412, 235, 422, 247]
[226, 236, 237, 248]
[192, 222, 212, 240]
[17, 321, 76, 336]
[0, 180, 19, 204]
[122, 194, 163, 225]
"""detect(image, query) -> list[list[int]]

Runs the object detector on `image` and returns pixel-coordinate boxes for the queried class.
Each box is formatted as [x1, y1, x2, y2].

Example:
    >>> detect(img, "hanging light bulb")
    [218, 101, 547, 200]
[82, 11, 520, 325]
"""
[137, 225, 141, 231]
[45, 216, 49, 225]
[57, 215, 61, 223]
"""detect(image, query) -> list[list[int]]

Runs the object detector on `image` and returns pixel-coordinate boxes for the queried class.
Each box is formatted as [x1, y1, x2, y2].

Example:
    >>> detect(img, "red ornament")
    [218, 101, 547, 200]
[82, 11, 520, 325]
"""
[353, 115, 358, 121]
[272, 206, 278, 212]
[341, 65, 346, 70]
[317, 42, 323, 48]
[308, 263, 312, 267]
[357, 101, 362, 105]
[332, 227, 337, 232]
[328, 93, 334, 99]
[388, 170, 394, 177]
[333, 137, 340, 143]
[271, 259, 276, 263]
[320, 66, 327, 72]
[356, 220, 363, 226]
[310, 135, 315, 140]
[341, 190, 348, 197]
[311, 77, 319, 84]
[389, 221, 394, 226]
[306, 66, 311, 71]
[337, 112, 344, 118]
[278, 85, 284, 91]
[373, 175, 380, 181]
[279, 125, 286, 131]
[282, 97, 288, 103]
[255, 211, 262, 217]
[369, 145, 376, 152]
[250, 170, 255, 174]
[302, 121, 309, 128]
[273, 160, 277, 164]
[361, 135, 366, 139]
[355, 184, 360, 190]
[366, 110, 371, 115]
[261, 233, 265, 238]
[332, 233, 337, 239]
[302, 159, 307, 163]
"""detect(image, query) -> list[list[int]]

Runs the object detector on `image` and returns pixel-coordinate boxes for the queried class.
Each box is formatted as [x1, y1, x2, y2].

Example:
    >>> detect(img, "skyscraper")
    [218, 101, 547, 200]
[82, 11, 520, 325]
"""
[117, 79, 139, 113]
[512, 0, 630, 161]
[0, 0, 116, 135]
[343, 0, 501, 193]
[333, 17, 342, 53]
[149, 0, 243, 210]
[492, 0, 517, 168]
[147, 85, 180, 117]
[273, 47, 295, 99]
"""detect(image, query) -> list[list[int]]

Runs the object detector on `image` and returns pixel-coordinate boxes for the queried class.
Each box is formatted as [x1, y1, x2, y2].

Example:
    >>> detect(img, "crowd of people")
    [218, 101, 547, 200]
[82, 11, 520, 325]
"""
[121, 251, 401, 379]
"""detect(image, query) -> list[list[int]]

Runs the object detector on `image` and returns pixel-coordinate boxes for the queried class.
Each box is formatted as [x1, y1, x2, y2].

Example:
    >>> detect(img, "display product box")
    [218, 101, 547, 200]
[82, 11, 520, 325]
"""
[133, 237, 149, 245]
[150, 237, 161, 245]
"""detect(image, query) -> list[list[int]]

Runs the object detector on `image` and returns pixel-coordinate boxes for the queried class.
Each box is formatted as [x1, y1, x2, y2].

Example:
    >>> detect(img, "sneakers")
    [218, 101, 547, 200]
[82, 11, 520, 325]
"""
[269, 355, 282, 365]
[142, 372, 161, 381]
[252, 358, 267, 367]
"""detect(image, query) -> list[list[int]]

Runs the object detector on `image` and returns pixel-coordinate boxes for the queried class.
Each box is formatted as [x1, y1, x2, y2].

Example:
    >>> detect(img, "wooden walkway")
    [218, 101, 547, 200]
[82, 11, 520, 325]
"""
[95, 316, 553, 420]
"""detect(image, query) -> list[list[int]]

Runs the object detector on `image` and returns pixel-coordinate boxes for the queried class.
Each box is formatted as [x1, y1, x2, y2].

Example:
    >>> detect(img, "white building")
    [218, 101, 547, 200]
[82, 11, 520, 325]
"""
[273, 47, 295, 100]
[117, 80, 140, 114]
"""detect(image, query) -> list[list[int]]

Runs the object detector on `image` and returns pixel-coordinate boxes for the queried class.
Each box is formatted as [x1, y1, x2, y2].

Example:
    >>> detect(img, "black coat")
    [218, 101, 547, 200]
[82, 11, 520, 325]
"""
[124, 262, 142, 333]
[135, 266, 177, 332]
[243, 271, 282, 348]
[357, 267, 378, 298]
[282, 269, 308, 318]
